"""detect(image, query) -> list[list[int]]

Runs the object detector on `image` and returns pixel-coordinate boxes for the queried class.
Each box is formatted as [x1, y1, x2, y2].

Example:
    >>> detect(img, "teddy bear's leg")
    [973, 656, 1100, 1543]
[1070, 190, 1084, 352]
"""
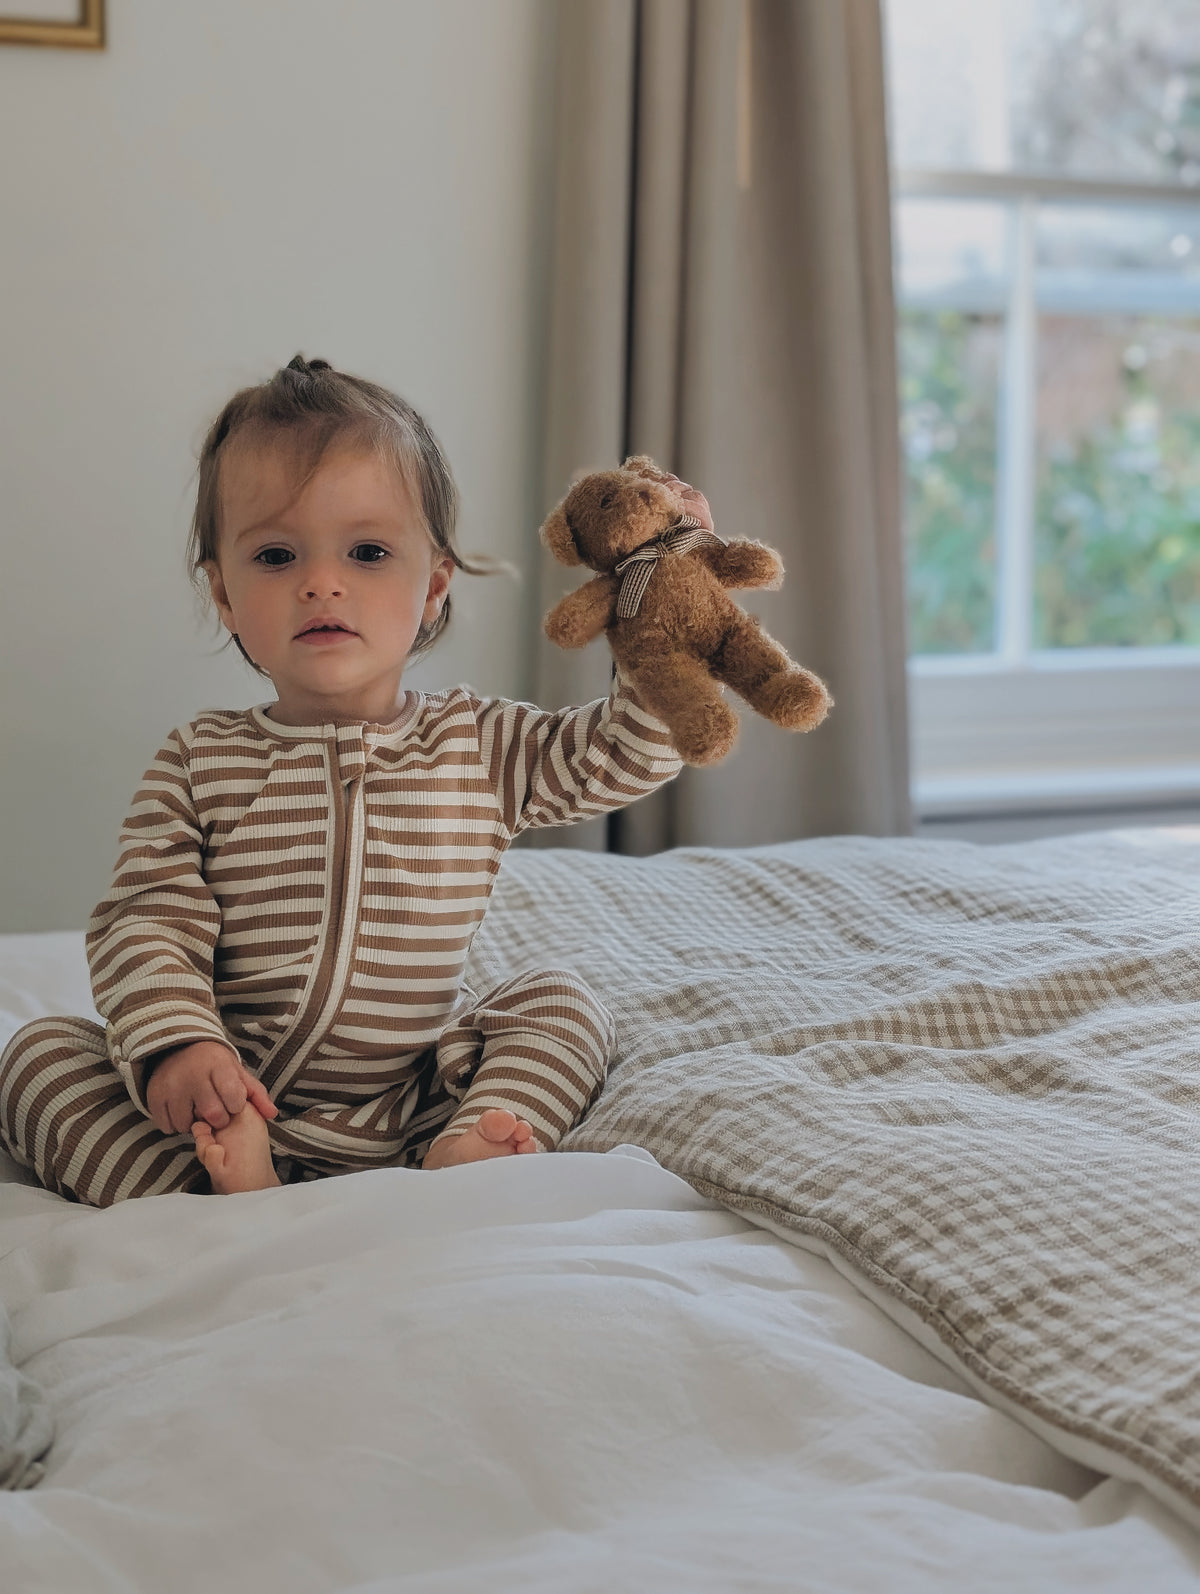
[711, 613, 831, 731]
[613, 637, 739, 766]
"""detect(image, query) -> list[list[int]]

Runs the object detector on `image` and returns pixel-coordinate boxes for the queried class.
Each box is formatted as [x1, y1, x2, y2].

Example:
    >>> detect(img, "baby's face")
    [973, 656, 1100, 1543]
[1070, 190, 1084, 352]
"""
[206, 442, 453, 724]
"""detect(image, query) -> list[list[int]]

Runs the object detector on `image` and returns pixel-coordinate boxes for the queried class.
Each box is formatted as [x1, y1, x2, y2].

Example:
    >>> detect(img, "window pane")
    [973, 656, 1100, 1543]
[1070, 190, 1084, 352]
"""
[1013, 1, 1200, 184]
[895, 199, 1008, 310]
[901, 310, 1000, 654]
[887, 0, 1200, 185]
[886, 1, 1010, 171]
[1036, 204, 1200, 312]
[1034, 314, 1200, 647]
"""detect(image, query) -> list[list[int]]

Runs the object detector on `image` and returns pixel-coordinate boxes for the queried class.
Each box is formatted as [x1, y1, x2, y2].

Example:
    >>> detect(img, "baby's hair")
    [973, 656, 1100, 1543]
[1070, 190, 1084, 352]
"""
[188, 354, 506, 674]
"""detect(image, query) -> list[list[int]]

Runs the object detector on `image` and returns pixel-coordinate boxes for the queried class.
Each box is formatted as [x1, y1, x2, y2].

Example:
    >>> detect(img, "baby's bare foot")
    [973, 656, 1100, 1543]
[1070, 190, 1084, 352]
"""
[422, 1108, 542, 1170]
[193, 1105, 281, 1194]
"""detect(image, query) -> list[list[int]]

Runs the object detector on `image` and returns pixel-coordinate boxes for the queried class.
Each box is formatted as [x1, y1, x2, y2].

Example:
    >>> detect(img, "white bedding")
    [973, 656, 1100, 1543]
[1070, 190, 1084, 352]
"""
[2, 931, 1200, 1592]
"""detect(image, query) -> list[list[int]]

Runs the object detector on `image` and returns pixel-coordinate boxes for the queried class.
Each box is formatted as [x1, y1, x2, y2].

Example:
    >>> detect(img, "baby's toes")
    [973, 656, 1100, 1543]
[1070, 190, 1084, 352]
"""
[510, 1119, 541, 1153]
[476, 1108, 519, 1143]
[191, 1121, 224, 1171]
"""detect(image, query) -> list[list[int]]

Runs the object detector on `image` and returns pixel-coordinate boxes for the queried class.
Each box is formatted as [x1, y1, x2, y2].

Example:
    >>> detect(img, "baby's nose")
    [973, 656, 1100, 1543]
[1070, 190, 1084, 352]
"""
[301, 564, 346, 597]
[293, 544, 350, 597]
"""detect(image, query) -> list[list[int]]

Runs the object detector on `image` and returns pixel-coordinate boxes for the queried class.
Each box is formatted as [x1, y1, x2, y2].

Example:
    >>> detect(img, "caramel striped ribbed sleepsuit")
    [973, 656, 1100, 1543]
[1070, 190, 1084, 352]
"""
[0, 673, 681, 1206]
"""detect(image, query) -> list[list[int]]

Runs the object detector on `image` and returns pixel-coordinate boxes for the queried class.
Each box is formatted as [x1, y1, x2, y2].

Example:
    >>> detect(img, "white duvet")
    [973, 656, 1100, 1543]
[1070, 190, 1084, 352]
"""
[2, 935, 1199, 1593]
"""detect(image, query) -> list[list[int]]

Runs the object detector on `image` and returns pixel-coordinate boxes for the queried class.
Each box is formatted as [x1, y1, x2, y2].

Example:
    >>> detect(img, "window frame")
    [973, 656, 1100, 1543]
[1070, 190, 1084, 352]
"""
[896, 168, 1200, 817]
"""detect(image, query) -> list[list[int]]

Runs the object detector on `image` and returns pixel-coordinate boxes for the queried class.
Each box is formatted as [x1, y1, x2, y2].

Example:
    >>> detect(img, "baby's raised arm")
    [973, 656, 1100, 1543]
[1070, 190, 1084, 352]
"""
[473, 670, 683, 836]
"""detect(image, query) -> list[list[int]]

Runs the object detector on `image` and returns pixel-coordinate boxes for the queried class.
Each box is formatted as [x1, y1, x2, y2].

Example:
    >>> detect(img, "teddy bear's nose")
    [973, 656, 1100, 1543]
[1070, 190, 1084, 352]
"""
[637, 489, 651, 505]
[600, 492, 616, 510]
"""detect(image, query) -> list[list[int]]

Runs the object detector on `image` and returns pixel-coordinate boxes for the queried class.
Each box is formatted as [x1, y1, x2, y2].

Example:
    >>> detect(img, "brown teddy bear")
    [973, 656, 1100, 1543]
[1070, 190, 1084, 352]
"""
[541, 455, 831, 765]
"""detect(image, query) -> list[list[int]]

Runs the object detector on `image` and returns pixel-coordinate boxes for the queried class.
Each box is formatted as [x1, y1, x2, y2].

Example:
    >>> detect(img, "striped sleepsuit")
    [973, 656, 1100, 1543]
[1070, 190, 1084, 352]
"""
[0, 673, 681, 1206]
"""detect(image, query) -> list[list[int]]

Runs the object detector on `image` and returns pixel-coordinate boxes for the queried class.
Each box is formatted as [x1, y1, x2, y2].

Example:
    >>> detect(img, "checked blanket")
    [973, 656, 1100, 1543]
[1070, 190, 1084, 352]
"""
[466, 828, 1200, 1526]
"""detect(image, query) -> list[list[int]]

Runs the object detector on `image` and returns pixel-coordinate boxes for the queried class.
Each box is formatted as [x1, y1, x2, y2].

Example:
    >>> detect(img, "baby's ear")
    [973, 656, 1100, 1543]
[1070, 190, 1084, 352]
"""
[540, 506, 582, 566]
[202, 561, 234, 624]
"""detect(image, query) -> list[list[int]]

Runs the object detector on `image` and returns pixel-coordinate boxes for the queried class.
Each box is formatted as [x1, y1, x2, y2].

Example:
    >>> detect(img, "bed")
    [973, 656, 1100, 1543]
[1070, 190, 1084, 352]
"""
[2, 828, 1200, 1592]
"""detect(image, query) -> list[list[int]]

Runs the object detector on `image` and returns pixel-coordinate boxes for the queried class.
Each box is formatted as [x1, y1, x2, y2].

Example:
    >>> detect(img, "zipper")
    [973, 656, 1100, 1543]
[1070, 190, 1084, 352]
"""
[261, 752, 367, 1102]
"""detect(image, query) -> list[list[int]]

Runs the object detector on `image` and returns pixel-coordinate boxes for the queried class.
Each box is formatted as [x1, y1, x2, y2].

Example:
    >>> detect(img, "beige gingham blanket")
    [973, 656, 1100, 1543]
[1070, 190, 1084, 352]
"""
[466, 828, 1200, 1524]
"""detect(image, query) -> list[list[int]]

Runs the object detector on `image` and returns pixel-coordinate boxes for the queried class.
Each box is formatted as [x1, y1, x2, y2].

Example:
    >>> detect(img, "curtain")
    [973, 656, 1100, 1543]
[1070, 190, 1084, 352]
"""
[534, 0, 911, 852]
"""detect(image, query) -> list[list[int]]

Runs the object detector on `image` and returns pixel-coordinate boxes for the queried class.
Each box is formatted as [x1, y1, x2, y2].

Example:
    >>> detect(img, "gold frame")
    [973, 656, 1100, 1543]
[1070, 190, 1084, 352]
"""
[0, 0, 104, 47]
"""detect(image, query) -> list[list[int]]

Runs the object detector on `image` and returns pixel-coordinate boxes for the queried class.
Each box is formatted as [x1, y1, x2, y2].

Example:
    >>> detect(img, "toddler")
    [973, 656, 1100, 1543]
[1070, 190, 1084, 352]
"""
[0, 356, 698, 1205]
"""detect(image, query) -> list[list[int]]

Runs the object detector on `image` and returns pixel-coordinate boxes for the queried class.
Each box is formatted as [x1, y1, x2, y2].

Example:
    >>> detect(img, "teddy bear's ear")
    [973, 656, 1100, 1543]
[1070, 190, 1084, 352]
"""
[539, 506, 582, 566]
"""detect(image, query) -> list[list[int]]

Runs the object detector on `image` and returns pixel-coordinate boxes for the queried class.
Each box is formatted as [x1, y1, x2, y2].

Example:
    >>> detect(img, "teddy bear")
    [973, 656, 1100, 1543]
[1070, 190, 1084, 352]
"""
[541, 455, 831, 766]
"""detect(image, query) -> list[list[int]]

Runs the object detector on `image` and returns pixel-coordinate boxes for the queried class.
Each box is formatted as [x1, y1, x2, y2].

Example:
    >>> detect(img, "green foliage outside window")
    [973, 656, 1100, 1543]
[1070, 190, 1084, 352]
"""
[1035, 319, 1200, 647]
[900, 308, 1200, 654]
[900, 309, 997, 654]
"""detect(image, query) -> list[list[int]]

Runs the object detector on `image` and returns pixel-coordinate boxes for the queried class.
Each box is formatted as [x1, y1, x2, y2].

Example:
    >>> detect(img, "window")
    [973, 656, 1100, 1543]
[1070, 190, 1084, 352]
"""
[885, 0, 1200, 819]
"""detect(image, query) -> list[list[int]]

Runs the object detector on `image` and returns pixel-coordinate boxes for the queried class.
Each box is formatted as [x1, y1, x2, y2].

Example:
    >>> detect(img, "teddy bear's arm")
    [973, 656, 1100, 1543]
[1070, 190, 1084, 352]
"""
[544, 573, 619, 648]
[695, 539, 784, 591]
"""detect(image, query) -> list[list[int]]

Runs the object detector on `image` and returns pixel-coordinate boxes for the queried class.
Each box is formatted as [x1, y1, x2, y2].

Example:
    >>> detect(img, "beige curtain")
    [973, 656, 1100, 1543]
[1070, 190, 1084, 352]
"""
[535, 0, 911, 852]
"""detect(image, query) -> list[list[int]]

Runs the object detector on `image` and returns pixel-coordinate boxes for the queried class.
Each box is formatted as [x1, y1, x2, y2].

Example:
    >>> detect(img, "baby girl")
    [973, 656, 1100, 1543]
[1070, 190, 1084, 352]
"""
[0, 356, 702, 1205]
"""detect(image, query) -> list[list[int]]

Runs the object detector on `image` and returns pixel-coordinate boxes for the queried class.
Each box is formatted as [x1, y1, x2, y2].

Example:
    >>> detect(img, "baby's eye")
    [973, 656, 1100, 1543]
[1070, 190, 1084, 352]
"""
[252, 545, 388, 566]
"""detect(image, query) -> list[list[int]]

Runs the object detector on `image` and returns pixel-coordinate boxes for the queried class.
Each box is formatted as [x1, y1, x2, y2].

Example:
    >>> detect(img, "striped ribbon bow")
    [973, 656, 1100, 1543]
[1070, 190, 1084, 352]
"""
[613, 515, 724, 619]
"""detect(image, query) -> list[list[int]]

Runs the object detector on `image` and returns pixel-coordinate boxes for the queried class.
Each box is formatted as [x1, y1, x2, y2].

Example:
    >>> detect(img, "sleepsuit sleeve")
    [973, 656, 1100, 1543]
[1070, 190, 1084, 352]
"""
[86, 725, 238, 1114]
[473, 668, 683, 837]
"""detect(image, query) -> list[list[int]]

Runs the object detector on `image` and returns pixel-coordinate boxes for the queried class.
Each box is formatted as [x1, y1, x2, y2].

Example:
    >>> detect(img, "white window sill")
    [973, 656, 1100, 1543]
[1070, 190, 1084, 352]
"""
[915, 764, 1200, 819]
[909, 651, 1200, 820]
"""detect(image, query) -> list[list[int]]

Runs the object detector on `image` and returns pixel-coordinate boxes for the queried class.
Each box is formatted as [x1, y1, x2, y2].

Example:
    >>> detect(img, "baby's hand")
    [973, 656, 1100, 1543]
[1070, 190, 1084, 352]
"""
[144, 1040, 277, 1136]
[625, 458, 714, 534]
[663, 472, 714, 535]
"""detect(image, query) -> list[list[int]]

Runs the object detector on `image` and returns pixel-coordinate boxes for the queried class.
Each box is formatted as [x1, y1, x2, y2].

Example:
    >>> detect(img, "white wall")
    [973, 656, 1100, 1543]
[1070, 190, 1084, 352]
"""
[0, 0, 557, 932]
